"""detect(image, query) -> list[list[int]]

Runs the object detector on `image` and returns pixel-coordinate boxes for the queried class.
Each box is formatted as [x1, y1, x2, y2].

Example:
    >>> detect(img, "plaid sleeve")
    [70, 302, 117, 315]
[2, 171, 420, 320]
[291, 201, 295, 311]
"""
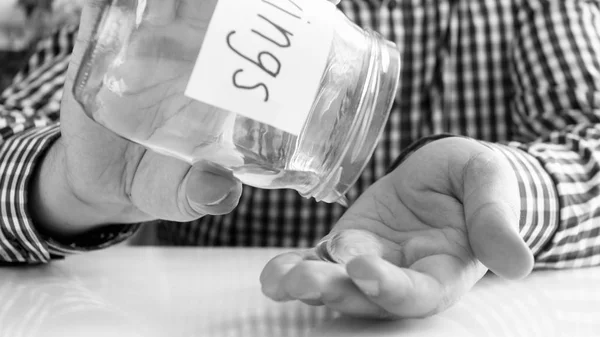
[387, 0, 600, 270]
[0, 25, 139, 264]
[489, 0, 600, 269]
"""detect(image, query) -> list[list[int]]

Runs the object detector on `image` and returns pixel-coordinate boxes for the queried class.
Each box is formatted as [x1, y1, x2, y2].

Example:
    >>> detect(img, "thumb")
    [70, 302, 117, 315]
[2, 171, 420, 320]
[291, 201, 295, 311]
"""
[182, 163, 242, 217]
[459, 151, 534, 280]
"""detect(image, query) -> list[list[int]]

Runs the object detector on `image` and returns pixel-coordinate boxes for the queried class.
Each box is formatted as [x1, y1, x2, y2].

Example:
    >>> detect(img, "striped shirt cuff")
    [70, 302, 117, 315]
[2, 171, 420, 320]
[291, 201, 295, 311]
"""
[0, 124, 139, 263]
[0, 124, 60, 263]
[483, 142, 560, 258]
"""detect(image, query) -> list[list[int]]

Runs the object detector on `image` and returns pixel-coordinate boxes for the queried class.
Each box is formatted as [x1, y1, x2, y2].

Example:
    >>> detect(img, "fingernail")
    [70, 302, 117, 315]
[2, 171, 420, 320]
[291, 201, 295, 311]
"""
[204, 189, 231, 206]
[189, 188, 231, 209]
[187, 163, 239, 206]
[352, 279, 379, 297]
[296, 291, 321, 301]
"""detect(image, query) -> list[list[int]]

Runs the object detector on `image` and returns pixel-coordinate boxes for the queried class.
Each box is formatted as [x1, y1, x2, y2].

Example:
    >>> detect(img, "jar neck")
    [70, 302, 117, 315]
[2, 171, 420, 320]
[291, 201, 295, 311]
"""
[308, 30, 401, 205]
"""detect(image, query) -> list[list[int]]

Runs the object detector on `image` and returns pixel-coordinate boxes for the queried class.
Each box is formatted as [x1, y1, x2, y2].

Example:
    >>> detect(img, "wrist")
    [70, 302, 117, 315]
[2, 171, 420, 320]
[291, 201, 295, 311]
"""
[29, 138, 118, 240]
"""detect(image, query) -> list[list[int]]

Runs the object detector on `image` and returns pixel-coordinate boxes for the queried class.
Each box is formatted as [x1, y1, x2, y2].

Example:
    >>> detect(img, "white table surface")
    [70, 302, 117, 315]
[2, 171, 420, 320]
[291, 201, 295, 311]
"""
[0, 246, 598, 337]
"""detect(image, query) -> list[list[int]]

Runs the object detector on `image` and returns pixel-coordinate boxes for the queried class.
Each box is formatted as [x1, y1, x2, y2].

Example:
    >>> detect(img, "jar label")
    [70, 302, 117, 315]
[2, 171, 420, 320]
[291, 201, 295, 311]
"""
[185, 0, 335, 136]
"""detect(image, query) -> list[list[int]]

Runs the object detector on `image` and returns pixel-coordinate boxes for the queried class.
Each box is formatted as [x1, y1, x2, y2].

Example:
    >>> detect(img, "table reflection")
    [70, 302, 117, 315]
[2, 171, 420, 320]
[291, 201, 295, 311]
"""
[0, 265, 151, 337]
[0, 248, 339, 337]
[312, 268, 600, 337]
[0, 248, 598, 337]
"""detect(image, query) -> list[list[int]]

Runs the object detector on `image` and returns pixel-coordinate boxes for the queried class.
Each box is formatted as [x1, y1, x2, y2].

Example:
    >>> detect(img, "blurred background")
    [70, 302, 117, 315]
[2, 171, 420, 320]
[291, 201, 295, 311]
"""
[0, 0, 82, 91]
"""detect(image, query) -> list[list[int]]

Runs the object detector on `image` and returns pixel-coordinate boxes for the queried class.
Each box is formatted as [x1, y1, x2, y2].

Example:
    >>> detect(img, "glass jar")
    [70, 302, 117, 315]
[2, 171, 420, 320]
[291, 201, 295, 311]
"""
[74, 0, 400, 205]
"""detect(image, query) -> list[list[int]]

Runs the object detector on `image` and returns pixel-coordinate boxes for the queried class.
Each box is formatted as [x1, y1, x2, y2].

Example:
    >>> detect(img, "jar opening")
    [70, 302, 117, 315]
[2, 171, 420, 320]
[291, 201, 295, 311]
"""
[309, 30, 401, 205]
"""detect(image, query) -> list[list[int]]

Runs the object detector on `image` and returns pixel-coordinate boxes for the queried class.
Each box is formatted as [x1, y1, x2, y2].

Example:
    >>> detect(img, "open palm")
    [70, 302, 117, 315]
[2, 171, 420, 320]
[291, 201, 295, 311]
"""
[260, 138, 535, 318]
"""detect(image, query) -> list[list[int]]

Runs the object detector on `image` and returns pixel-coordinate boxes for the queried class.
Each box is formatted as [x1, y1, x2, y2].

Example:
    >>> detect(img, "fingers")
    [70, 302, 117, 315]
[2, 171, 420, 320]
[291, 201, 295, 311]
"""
[283, 261, 389, 318]
[459, 149, 534, 280]
[260, 251, 311, 302]
[261, 251, 482, 319]
[346, 255, 471, 318]
[261, 243, 483, 318]
[261, 254, 390, 318]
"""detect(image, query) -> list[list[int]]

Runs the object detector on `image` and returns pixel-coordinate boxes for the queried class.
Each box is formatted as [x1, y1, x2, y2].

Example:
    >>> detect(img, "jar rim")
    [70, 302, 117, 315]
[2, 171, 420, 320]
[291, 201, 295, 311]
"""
[309, 30, 401, 205]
